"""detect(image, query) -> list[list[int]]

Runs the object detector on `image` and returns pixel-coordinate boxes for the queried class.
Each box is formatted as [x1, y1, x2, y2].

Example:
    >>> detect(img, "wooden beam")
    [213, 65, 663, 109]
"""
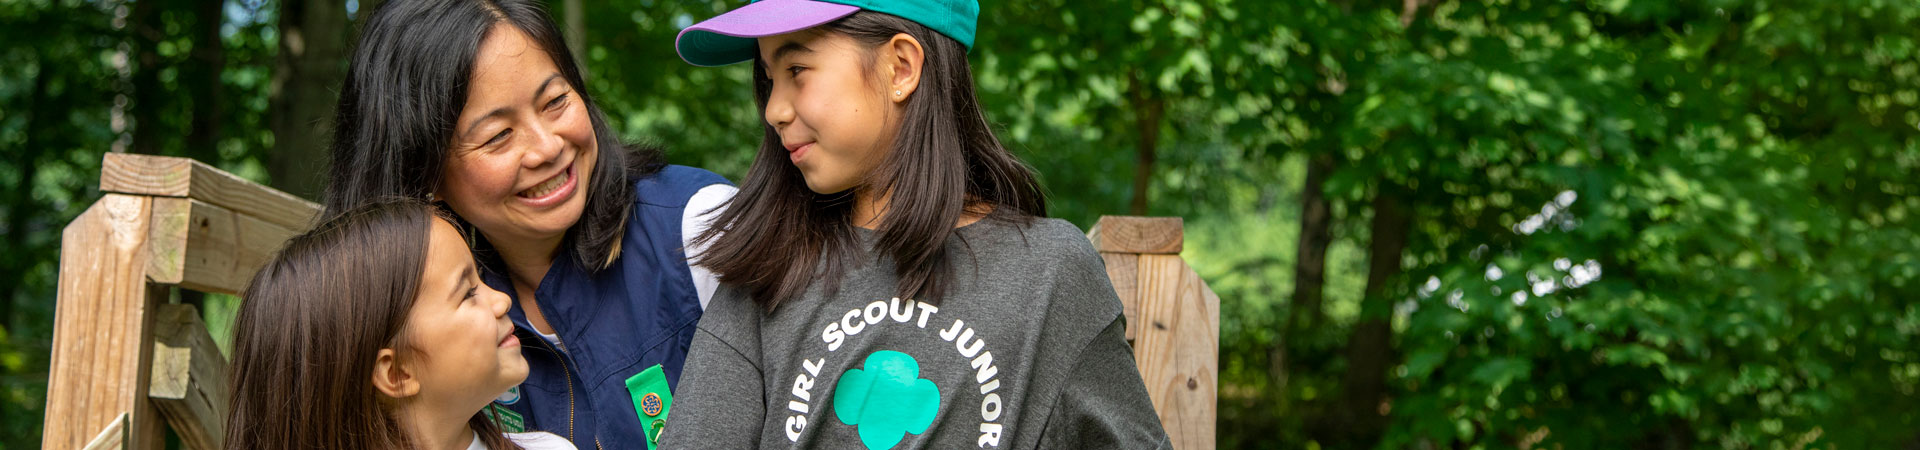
[148, 198, 301, 295]
[100, 152, 321, 230]
[1088, 216, 1183, 254]
[46, 194, 167, 449]
[150, 304, 229, 450]
[1132, 254, 1219, 450]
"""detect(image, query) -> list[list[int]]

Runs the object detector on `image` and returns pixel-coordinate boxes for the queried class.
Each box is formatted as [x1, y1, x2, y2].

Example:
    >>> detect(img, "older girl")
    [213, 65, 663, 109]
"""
[666, 1, 1170, 448]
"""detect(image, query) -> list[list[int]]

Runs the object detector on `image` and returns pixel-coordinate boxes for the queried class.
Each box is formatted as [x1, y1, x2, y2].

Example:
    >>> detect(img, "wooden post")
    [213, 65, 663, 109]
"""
[1088, 216, 1218, 450]
[45, 194, 167, 449]
[47, 153, 320, 449]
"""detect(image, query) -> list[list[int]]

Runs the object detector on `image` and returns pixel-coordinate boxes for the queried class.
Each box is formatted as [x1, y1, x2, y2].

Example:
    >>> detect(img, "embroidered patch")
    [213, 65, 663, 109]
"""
[485, 404, 526, 433]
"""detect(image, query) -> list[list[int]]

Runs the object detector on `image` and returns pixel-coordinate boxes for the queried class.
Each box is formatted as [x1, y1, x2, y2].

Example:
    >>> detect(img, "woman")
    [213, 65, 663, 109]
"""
[322, 1, 735, 448]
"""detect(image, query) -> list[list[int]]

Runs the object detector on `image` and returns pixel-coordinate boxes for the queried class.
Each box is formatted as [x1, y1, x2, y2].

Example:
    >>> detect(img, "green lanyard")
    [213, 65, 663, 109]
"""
[625, 364, 674, 449]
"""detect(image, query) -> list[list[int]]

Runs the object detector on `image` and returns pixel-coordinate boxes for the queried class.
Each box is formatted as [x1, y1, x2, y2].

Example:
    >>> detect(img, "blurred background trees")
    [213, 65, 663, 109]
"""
[1, 0, 1915, 448]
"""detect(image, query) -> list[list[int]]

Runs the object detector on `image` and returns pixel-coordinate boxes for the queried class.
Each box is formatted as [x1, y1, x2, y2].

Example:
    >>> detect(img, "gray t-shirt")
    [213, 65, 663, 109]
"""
[662, 216, 1170, 449]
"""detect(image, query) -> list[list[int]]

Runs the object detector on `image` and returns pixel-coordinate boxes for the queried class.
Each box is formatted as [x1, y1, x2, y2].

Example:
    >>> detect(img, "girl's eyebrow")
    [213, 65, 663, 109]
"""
[768, 41, 813, 64]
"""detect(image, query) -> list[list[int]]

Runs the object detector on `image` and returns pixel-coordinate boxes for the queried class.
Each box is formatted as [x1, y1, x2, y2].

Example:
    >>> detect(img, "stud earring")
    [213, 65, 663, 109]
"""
[895, 90, 903, 98]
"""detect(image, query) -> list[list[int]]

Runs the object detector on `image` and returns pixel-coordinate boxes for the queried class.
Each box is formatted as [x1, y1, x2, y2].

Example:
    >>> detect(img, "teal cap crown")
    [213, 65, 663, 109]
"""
[676, 0, 980, 67]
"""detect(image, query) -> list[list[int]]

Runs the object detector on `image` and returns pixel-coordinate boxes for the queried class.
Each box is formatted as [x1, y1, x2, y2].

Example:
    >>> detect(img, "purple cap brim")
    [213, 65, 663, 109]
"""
[675, 0, 862, 67]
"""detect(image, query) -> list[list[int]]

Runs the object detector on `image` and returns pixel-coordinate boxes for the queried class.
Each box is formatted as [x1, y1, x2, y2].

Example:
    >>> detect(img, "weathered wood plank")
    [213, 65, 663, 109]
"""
[1133, 254, 1219, 450]
[80, 413, 129, 450]
[148, 199, 301, 295]
[150, 304, 229, 450]
[1098, 252, 1140, 342]
[47, 194, 167, 450]
[1088, 216, 1184, 254]
[100, 152, 321, 230]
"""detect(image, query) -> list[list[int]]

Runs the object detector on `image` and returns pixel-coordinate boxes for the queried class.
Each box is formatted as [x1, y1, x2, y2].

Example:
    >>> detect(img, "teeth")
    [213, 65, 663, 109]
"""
[520, 169, 567, 198]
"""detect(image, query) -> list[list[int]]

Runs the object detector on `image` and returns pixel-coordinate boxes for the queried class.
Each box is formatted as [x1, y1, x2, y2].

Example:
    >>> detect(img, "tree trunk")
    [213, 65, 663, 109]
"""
[128, 0, 164, 155]
[269, 0, 350, 201]
[1127, 71, 1162, 216]
[564, 0, 586, 76]
[1339, 182, 1411, 446]
[1, 61, 52, 330]
[1274, 153, 1335, 387]
[183, 0, 225, 163]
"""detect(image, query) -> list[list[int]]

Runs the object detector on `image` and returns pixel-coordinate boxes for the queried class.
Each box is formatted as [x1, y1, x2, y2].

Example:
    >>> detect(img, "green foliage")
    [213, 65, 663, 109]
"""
[2, 0, 1916, 448]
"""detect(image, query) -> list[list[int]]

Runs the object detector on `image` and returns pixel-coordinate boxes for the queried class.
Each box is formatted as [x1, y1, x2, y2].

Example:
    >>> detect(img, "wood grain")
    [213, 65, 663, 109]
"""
[148, 199, 299, 295]
[1132, 254, 1219, 450]
[100, 152, 320, 230]
[1088, 216, 1184, 254]
[149, 304, 229, 450]
[46, 194, 166, 449]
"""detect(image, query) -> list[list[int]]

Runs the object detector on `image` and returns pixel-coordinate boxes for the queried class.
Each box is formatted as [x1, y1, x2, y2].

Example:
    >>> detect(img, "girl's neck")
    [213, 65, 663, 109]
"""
[396, 399, 480, 450]
[851, 189, 990, 230]
[851, 189, 890, 230]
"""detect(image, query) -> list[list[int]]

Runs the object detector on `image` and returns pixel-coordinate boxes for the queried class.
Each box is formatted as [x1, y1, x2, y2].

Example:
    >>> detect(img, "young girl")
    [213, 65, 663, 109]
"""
[666, 1, 1171, 448]
[226, 199, 573, 450]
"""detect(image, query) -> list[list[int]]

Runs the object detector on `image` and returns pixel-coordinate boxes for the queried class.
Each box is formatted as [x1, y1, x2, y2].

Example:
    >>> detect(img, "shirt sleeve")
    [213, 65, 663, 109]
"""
[660, 291, 764, 450]
[681, 183, 738, 311]
[1036, 315, 1173, 449]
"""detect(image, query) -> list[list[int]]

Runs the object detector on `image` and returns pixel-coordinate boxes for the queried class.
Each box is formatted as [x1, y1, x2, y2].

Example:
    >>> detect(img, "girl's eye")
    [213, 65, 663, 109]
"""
[545, 93, 570, 111]
[786, 66, 805, 78]
[464, 286, 478, 301]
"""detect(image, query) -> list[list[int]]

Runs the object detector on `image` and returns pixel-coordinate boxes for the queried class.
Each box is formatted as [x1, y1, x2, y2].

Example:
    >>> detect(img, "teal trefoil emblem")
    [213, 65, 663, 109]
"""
[834, 350, 941, 449]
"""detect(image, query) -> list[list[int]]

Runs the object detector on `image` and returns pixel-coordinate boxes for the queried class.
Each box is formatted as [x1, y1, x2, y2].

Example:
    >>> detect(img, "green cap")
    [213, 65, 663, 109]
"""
[675, 0, 980, 67]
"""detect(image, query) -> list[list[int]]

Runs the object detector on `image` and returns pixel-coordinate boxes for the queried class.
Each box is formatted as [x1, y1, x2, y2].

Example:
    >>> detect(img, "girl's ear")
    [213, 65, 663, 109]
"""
[882, 33, 925, 103]
[371, 348, 420, 399]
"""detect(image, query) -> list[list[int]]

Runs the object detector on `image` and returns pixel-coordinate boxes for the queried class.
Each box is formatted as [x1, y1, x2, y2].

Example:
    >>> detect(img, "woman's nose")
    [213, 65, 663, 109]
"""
[521, 124, 566, 168]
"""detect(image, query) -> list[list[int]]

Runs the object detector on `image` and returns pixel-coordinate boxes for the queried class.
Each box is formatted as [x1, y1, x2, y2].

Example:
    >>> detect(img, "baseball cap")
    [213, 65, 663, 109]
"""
[675, 0, 979, 67]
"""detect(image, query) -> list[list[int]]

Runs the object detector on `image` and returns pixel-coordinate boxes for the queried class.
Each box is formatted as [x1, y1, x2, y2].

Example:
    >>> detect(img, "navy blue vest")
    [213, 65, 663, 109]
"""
[481, 165, 729, 448]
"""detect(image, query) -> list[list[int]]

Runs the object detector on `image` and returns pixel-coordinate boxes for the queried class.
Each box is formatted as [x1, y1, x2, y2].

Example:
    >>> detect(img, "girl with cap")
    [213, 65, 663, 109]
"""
[666, 1, 1171, 448]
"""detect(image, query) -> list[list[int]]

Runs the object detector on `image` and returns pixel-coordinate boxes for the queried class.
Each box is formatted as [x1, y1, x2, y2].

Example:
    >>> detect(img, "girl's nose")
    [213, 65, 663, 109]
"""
[764, 91, 795, 131]
[486, 285, 511, 317]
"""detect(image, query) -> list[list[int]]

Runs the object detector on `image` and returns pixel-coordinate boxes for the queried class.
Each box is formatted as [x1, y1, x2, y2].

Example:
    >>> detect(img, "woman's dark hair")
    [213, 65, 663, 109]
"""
[325, 0, 661, 273]
[694, 11, 1046, 310]
[226, 198, 519, 450]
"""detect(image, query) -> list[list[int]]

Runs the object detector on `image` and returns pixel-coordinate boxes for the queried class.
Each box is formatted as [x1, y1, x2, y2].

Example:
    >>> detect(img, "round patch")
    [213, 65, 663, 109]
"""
[494, 386, 521, 405]
[640, 392, 663, 416]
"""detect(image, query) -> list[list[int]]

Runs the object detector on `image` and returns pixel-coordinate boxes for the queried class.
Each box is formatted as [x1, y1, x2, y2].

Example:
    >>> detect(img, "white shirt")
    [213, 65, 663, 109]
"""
[465, 431, 576, 450]
[682, 183, 737, 311]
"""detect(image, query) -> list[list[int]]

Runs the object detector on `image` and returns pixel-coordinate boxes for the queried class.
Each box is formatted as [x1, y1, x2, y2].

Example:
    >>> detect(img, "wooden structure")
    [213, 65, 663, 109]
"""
[45, 153, 319, 449]
[45, 153, 1218, 449]
[1089, 216, 1220, 450]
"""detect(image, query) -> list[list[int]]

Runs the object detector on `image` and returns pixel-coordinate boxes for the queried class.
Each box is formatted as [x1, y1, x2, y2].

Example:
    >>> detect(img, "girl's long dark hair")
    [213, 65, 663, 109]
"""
[324, 0, 661, 273]
[695, 11, 1045, 310]
[226, 198, 519, 450]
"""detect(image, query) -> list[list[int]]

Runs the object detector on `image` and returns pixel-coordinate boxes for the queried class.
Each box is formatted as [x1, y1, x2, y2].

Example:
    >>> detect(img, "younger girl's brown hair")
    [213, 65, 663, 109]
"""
[225, 198, 518, 450]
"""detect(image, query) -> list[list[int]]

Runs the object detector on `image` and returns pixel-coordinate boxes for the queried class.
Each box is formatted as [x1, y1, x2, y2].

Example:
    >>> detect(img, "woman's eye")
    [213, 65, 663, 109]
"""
[484, 129, 510, 146]
[786, 66, 805, 77]
[545, 93, 570, 111]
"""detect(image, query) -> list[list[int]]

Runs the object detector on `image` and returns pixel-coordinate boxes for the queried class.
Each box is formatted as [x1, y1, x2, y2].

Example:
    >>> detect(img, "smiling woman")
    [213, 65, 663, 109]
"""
[320, 1, 736, 448]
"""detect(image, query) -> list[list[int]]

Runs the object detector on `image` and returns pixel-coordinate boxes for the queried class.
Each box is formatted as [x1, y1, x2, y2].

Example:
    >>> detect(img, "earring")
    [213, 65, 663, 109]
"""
[895, 90, 903, 98]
